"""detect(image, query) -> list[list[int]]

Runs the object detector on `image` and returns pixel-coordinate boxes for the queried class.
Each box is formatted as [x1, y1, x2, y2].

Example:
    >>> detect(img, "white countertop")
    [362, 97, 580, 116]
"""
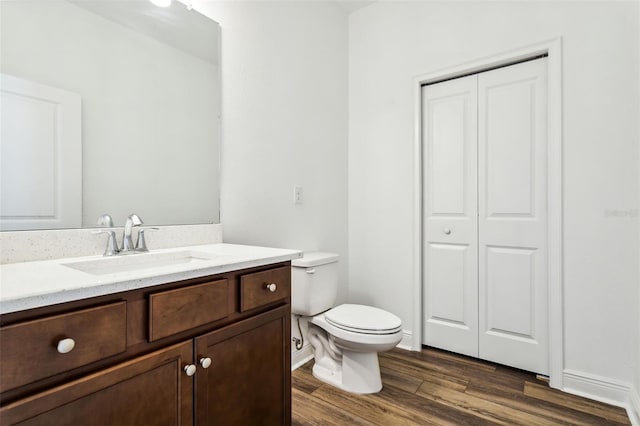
[0, 243, 302, 314]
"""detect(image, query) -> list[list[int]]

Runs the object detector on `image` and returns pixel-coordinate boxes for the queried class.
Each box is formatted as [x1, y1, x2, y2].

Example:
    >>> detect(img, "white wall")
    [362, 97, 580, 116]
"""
[193, 0, 639, 402]
[197, 1, 349, 302]
[349, 0, 639, 400]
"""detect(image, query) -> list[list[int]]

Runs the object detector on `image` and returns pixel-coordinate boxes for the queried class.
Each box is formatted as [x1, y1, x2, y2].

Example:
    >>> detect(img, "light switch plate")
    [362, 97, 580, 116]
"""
[293, 185, 303, 204]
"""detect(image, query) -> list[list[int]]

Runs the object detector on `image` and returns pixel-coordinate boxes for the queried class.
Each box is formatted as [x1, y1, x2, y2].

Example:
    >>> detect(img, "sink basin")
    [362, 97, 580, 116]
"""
[62, 250, 223, 275]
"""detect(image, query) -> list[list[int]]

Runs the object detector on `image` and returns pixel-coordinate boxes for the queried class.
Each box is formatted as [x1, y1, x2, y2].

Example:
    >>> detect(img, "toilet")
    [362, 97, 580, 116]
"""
[291, 252, 402, 394]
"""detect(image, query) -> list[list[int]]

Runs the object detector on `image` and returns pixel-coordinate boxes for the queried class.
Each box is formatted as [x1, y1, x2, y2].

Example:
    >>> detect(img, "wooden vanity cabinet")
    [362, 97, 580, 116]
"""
[0, 262, 292, 426]
[195, 306, 290, 425]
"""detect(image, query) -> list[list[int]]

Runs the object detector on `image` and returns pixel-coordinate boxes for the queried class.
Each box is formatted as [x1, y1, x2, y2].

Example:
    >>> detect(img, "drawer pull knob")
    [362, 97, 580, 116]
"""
[184, 364, 197, 376]
[56, 338, 76, 354]
[199, 357, 212, 369]
[265, 283, 277, 292]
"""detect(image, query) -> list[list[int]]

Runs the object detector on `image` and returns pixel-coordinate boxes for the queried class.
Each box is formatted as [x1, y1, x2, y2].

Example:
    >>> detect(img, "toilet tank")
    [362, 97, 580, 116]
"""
[291, 252, 339, 316]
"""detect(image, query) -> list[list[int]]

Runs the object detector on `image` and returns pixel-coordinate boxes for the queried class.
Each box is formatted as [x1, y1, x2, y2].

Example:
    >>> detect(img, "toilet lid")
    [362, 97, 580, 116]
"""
[325, 304, 402, 334]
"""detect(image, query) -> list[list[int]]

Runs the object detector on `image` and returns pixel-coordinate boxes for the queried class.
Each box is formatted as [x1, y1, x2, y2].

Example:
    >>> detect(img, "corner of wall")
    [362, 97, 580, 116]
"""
[397, 329, 414, 351]
[636, 1, 640, 419]
[291, 344, 314, 371]
[629, 386, 640, 426]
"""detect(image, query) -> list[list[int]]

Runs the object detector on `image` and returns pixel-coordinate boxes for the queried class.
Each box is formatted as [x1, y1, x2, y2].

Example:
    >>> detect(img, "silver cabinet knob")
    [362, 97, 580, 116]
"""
[199, 357, 212, 369]
[184, 364, 197, 376]
[265, 283, 277, 292]
[56, 338, 76, 354]
[443, 228, 451, 235]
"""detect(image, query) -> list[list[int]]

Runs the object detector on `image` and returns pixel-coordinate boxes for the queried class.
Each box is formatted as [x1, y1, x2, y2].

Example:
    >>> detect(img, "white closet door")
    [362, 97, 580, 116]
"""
[422, 75, 478, 357]
[477, 58, 548, 374]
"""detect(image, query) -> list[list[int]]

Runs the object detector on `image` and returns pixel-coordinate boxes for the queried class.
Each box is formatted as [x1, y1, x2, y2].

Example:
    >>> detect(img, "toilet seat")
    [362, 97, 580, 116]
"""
[324, 304, 402, 335]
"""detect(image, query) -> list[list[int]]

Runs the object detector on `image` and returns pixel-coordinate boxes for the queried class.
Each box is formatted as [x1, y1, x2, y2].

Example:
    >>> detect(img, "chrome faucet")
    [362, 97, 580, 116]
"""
[121, 214, 143, 254]
[95, 214, 155, 256]
[93, 214, 119, 256]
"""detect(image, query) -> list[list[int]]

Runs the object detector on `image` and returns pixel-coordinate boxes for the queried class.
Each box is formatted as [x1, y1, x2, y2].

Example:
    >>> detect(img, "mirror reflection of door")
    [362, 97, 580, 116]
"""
[0, 75, 81, 231]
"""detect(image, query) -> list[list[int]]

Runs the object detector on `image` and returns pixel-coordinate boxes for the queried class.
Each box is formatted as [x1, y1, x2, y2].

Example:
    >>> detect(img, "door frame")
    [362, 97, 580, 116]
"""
[412, 38, 563, 389]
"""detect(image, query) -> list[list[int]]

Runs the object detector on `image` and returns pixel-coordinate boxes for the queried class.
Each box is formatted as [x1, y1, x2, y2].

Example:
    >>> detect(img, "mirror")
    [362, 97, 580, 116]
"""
[0, 0, 220, 230]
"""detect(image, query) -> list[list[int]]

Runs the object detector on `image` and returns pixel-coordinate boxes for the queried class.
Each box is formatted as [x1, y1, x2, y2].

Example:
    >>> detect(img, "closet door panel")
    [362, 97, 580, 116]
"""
[478, 58, 548, 375]
[485, 246, 536, 336]
[422, 75, 478, 357]
[426, 243, 469, 324]
[484, 82, 535, 216]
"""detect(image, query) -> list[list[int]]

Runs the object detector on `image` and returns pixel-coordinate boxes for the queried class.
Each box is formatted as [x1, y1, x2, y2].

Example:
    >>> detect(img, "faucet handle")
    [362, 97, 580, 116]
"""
[127, 214, 143, 226]
[92, 229, 120, 256]
[135, 227, 159, 252]
[97, 214, 114, 227]
[121, 214, 144, 253]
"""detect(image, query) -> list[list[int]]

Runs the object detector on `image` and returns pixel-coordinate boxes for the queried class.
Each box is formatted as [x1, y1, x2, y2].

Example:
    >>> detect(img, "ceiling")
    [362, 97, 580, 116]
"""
[72, 0, 219, 64]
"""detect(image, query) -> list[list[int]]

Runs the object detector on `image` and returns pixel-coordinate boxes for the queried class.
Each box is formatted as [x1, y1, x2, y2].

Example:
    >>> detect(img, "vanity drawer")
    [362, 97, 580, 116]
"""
[149, 279, 230, 342]
[240, 266, 290, 312]
[0, 302, 127, 392]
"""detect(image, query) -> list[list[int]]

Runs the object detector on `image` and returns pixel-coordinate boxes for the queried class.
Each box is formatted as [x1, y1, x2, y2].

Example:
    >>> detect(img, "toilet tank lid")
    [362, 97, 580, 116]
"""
[291, 252, 339, 267]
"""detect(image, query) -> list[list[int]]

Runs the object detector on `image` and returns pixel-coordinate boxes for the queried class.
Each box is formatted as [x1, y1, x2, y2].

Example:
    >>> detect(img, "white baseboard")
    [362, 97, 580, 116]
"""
[396, 329, 413, 351]
[563, 369, 635, 423]
[629, 386, 640, 426]
[563, 369, 631, 406]
[291, 343, 314, 371]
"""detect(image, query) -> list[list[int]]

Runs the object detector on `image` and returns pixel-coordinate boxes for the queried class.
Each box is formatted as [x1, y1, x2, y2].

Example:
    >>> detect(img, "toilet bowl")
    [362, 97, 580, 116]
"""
[308, 304, 402, 393]
[291, 252, 403, 394]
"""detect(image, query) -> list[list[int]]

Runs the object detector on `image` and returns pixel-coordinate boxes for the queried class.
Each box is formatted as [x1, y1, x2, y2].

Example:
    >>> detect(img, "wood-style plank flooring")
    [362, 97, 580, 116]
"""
[292, 347, 631, 426]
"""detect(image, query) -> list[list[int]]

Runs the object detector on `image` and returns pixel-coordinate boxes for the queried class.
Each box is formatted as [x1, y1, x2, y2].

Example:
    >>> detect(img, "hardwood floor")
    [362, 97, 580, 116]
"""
[292, 347, 631, 426]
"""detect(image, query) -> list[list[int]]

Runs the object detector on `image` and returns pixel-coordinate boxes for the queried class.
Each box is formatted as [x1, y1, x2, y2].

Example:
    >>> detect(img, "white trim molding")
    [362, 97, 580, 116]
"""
[563, 369, 638, 424]
[412, 38, 564, 388]
[563, 369, 631, 408]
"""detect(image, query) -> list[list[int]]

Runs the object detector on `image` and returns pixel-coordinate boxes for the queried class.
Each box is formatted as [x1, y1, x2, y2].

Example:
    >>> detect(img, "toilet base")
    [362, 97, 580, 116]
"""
[312, 349, 383, 394]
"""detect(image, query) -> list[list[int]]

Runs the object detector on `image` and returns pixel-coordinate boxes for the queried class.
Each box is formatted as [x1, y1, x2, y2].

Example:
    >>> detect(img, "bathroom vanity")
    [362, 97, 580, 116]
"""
[0, 244, 300, 425]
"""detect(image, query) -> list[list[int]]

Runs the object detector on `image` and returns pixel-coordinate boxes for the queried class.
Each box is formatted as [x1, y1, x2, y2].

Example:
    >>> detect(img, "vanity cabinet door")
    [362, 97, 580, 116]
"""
[0, 341, 194, 426]
[194, 305, 291, 426]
